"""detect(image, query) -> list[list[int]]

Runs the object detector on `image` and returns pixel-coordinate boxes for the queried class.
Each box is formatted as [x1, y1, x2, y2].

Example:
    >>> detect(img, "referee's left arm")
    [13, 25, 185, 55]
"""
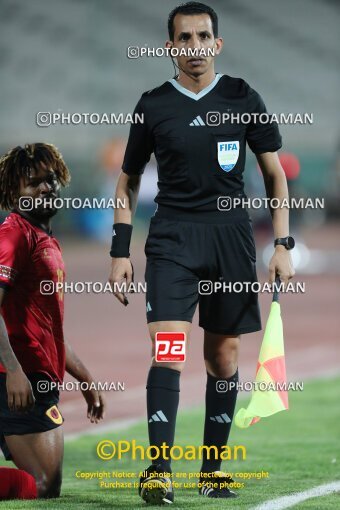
[246, 86, 295, 287]
[257, 151, 295, 286]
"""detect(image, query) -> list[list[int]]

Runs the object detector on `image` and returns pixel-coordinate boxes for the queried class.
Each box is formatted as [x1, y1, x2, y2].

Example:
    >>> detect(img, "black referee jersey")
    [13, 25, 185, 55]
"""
[122, 73, 282, 215]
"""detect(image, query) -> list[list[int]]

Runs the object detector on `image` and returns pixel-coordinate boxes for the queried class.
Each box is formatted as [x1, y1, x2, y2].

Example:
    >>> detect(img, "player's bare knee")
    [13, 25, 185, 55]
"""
[36, 475, 49, 498]
[36, 471, 62, 499]
[205, 353, 238, 379]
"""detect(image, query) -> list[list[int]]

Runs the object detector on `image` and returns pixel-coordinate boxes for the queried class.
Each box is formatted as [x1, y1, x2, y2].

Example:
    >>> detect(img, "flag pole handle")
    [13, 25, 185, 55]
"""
[272, 275, 281, 303]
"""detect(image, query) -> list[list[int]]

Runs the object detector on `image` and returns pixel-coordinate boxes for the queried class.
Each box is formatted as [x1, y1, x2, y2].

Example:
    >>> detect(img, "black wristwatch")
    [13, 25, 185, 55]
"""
[274, 236, 295, 250]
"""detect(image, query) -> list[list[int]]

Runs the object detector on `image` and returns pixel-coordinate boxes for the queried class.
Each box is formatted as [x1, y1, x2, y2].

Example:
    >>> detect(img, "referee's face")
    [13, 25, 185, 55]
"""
[167, 13, 222, 78]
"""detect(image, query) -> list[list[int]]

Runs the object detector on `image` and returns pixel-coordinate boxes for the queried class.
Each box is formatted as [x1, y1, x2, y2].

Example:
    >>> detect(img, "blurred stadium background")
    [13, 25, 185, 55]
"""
[0, 0, 339, 434]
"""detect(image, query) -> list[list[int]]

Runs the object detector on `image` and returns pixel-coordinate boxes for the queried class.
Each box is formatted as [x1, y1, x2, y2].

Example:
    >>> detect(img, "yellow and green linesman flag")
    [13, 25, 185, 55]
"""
[235, 280, 288, 428]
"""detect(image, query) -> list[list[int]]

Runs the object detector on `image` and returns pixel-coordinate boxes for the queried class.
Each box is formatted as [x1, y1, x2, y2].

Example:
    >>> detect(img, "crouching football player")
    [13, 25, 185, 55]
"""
[0, 143, 105, 499]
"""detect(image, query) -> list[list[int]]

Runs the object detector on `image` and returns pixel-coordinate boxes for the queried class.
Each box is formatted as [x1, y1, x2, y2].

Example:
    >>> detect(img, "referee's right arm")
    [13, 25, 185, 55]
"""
[108, 96, 152, 306]
[108, 172, 141, 306]
[114, 172, 142, 225]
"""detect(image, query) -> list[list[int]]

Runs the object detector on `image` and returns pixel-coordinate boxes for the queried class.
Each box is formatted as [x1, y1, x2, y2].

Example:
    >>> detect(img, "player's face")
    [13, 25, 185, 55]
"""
[17, 164, 60, 219]
[168, 14, 222, 78]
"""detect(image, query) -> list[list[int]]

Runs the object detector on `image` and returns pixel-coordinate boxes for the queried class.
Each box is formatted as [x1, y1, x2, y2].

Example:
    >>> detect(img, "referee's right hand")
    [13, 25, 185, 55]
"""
[6, 367, 35, 412]
[109, 257, 134, 306]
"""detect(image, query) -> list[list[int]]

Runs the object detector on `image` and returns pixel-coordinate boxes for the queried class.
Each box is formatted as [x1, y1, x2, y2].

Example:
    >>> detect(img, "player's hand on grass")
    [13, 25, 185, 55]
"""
[109, 257, 134, 306]
[269, 246, 295, 290]
[6, 367, 35, 412]
[82, 386, 105, 424]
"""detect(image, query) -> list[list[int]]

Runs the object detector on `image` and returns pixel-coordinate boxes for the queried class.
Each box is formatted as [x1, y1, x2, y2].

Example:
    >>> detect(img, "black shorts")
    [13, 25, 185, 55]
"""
[145, 209, 262, 335]
[0, 372, 63, 461]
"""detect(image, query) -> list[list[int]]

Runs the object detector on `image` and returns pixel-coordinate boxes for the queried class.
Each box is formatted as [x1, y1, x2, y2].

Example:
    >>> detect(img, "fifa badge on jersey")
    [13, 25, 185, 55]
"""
[217, 141, 239, 172]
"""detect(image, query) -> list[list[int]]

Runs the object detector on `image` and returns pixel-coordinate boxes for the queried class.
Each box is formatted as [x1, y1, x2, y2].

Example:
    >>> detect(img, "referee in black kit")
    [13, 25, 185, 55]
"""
[109, 2, 295, 504]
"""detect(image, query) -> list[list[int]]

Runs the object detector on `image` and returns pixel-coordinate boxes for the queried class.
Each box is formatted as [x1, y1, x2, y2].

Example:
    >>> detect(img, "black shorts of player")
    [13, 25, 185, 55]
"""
[145, 207, 262, 335]
[0, 372, 63, 461]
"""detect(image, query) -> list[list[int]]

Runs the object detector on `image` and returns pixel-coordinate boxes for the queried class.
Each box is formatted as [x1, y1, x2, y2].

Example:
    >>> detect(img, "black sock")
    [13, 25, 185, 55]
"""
[200, 370, 239, 474]
[146, 367, 180, 471]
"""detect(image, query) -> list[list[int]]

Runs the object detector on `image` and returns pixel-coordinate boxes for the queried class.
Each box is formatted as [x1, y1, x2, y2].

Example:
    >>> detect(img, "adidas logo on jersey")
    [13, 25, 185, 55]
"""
[210, 413, 231, 423]
[189, 115, 205, 126]
[146, 301, 152, 312]
[149, 410, 168, 423]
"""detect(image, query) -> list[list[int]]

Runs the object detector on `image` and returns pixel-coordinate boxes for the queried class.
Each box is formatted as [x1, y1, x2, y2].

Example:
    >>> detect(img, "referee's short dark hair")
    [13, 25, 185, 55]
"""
[168, 2, 218, 41]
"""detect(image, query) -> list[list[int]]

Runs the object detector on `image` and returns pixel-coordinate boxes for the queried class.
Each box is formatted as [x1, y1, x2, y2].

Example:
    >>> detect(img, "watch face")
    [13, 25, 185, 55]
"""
[287, 236, 295, 250]
[275, 237, 295, 249]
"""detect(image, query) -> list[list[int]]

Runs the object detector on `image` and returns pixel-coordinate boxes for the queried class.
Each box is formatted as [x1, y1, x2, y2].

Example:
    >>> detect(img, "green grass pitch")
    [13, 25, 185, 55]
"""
[1, 376, 339, 509]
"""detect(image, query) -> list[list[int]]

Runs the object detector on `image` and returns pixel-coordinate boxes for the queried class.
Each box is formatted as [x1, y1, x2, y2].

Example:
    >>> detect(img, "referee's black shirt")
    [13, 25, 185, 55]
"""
[122, 74, 282, 215]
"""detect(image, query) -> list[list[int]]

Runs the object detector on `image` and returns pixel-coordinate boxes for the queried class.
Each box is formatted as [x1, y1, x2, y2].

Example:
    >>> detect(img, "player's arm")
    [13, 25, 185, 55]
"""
[256, 152, 295, 285]
[246, 86, 295, 286]
[108, 95, 152, 305]
[65, 340, 105, 423]
[108, 172, 142, 306]
[0, 287, 35, 412]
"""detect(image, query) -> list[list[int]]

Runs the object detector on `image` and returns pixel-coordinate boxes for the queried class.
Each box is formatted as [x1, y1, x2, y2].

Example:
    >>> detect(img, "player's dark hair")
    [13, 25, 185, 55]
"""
[168, 1, 218, 41]
[0, 143, 71, 210]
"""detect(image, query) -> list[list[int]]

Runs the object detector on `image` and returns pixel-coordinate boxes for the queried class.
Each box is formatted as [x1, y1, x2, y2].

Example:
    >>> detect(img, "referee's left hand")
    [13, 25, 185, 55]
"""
[269, 246, 295, 288]
[82, 387, 105, 424]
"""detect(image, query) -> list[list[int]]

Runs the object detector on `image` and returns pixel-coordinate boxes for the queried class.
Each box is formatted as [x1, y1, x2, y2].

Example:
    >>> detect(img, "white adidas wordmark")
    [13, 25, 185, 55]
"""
[149, 410, 168, 423]
[189, 115, 205, 126]
[210, 413, 231, 423]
